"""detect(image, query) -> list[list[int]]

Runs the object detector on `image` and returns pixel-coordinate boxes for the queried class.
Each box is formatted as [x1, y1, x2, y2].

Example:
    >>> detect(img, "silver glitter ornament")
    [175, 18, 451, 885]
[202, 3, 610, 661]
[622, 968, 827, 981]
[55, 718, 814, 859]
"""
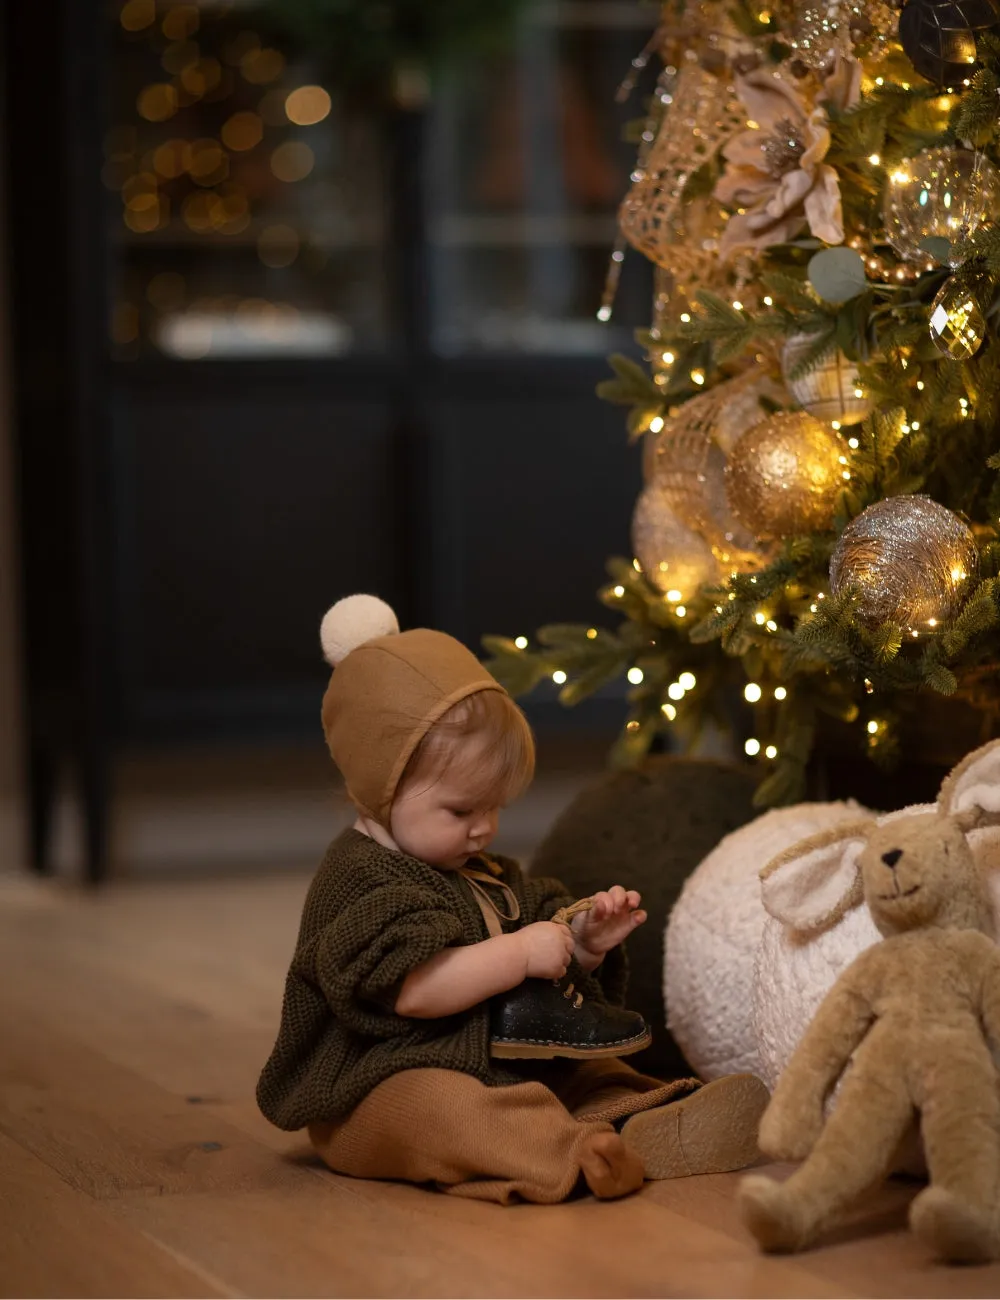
[631, 484, 723, 599]
[829, 495, 977, 628]
[883, 147, 1000, 266]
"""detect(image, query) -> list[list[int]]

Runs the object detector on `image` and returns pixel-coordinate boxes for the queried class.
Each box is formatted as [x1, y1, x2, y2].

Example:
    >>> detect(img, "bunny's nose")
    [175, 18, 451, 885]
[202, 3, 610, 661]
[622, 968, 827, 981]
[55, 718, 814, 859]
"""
[881, 848, 903, 869]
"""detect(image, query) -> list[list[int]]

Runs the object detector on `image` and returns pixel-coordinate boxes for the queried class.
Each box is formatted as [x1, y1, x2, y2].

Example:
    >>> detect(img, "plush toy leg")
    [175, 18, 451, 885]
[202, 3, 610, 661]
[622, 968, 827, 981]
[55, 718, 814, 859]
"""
[741, 1070, 912, 1252]
[909, 1060, 1000, 1264]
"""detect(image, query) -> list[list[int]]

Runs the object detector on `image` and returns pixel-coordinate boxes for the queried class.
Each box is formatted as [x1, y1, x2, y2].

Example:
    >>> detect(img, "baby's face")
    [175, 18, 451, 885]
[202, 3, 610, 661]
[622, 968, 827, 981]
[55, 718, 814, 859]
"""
[390, 766, 501, 869]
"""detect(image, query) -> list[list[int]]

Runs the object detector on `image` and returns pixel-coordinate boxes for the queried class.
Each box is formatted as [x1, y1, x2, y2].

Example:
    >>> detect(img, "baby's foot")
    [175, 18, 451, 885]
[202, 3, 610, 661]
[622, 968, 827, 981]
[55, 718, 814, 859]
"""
[577, 1130, 644, 1199]
[621, 1073, 769, 1178]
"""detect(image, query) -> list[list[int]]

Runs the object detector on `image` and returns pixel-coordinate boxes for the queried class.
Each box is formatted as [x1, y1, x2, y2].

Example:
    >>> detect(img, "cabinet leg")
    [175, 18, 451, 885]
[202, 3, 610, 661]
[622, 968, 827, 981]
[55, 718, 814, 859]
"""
[27, 744, 58, 875]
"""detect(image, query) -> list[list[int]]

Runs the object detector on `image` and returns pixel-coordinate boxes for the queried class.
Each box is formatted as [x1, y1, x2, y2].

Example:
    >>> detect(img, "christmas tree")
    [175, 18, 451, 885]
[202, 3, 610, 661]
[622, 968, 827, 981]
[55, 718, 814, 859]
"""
[486, 0, 1000, 807]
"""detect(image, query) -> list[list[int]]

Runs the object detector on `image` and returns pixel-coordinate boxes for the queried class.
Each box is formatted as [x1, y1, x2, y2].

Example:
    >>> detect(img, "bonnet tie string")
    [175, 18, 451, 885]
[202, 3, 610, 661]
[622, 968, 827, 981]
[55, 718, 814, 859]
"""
[444, 855, 594, 940]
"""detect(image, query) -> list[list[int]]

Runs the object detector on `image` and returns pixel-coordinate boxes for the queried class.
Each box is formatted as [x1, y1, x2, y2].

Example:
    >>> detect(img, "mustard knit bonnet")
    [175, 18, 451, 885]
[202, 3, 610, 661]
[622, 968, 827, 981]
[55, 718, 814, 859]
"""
[319, 594, 505, 827]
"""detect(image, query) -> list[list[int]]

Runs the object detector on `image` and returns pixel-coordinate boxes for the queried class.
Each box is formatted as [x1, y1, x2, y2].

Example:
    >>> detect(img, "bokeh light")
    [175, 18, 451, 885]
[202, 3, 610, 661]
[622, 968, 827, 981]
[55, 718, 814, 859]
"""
[161, 40, 199, 75]
[137, 83, 178, 122]
[181, 58, 223, 97]
[162, 4, 199, 40]
[284, 86, 332, 126]
[270, 141, 314, 182]
[221, 111, 263, 152]
[188, 138, 228, 185]
[241, 48, 285, 85]
[120, 0, 155, 32]
[153, 138, 190, 179]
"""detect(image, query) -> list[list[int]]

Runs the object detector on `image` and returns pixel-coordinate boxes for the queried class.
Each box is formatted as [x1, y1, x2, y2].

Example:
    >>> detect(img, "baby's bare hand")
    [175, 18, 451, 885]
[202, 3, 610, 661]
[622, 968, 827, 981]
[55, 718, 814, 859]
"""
[519, 921, 576, 980]
[572, 886, 646, 957]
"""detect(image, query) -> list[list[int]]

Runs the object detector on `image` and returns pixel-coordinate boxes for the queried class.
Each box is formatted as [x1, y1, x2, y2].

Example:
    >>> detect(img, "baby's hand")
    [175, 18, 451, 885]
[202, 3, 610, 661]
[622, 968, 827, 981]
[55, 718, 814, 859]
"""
[571, 886, 646, 969]
[518, 921, 576, 980]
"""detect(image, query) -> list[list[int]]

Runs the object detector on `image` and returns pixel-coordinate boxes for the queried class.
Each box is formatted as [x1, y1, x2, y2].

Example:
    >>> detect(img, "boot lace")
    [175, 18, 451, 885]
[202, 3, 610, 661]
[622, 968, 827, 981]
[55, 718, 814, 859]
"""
[558, 981, 584, 1009]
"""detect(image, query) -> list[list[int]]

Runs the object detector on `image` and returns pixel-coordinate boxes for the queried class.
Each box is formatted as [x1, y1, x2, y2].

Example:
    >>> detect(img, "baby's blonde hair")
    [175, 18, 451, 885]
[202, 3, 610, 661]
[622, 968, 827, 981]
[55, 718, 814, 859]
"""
[399, 689, 535, 808]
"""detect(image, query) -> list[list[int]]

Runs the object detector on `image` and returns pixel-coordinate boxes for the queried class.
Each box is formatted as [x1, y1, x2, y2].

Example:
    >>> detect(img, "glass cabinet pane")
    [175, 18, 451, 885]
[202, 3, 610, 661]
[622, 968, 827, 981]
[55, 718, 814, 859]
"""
[425, 0, 653, 356]
[107, 0, 389, 360]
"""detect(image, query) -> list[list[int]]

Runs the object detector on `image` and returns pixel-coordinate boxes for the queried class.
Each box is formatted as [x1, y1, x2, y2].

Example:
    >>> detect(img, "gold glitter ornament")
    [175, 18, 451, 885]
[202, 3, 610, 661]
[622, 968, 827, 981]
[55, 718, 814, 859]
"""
[631, 483, 723, 599]
[829, 495, 977, 628]
[928, 274, 987, 359]
[781, 334, 873, 425]
[883, 148, 1000, 266]
[725, 411, 848, 539]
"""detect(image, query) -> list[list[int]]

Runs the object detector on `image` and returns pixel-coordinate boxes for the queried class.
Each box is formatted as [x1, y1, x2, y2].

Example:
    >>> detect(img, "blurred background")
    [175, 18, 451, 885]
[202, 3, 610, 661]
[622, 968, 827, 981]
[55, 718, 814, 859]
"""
[0, 0, 658, 881]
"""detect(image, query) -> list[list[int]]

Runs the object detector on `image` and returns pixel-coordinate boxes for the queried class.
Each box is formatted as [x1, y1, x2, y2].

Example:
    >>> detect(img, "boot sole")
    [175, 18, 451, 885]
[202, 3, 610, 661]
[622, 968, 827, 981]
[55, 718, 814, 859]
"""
[490, 1029, 652, 1060]
[621, 1072, 770, 1178]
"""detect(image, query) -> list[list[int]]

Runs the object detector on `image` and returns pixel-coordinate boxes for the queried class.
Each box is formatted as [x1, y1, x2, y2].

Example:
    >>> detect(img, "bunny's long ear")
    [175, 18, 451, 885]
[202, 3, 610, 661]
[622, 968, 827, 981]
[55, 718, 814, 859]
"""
[939, 739, 1000, 832]
[760, 819, 875, 932]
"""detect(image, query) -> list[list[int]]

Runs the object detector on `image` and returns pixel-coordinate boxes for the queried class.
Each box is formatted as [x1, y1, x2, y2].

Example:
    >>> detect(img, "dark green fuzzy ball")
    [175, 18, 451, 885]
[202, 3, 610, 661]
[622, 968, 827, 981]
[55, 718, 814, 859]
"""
[530, 757, 759, 1080]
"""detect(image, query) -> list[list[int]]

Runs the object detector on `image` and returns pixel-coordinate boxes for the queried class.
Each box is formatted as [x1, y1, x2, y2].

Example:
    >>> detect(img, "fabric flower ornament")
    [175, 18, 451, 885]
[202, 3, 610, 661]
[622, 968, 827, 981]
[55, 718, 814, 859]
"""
[714, 57, 861, 260]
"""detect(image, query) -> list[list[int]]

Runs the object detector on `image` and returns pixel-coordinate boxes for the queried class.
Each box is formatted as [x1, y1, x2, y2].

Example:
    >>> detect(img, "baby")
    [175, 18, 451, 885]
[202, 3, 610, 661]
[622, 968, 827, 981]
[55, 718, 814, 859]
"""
[257, 595, 767, 1204]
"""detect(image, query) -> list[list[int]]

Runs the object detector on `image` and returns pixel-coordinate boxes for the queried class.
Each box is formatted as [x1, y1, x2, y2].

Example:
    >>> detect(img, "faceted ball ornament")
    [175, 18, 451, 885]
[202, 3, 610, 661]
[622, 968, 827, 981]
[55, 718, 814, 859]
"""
[631, 484, 722, 599]
[898, 0, 1000, 86]
[883, 147, 1000, 265]
[781, 334, 873, 426]
[830, 495, 977, 628]
[725, 412, 847, 540]
[929, 274, 987, 359]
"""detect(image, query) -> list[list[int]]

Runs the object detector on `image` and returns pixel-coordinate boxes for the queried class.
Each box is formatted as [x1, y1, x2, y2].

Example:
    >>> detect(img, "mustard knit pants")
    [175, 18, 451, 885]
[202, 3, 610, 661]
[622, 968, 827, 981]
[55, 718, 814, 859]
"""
[308, 1059, 698, 1204]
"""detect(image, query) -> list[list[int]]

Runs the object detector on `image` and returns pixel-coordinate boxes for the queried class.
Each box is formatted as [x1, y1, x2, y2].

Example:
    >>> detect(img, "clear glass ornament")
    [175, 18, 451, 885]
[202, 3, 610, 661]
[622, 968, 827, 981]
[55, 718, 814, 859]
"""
[928, 275, 986, 360]
[883, 147, 1000, 266]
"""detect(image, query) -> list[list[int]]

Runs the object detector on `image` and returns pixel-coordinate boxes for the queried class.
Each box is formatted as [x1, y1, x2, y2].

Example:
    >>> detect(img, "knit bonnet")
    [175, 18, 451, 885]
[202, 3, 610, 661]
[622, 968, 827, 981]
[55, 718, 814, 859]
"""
[319, 594, 506, 827]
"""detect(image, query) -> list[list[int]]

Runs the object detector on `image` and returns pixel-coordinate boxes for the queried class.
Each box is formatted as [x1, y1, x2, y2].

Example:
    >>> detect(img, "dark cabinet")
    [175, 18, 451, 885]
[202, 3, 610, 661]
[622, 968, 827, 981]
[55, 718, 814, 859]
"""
[4, 0, 649, 878]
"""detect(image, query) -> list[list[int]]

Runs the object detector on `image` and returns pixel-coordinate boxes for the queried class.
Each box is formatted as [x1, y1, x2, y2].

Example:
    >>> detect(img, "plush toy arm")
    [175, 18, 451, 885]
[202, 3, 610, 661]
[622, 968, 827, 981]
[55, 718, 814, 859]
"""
[759, 972, 874, 1161]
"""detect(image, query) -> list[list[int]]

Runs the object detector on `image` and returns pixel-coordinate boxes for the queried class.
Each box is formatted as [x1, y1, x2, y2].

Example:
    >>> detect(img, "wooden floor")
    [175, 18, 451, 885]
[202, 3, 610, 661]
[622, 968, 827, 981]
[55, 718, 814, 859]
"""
[3, 870, 1000, 1299]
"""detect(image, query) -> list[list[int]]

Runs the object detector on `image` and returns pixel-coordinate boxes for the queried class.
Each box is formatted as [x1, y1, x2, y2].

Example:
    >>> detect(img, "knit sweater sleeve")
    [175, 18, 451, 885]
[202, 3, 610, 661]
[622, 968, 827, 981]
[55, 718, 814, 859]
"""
[306, 882, 465, 1036]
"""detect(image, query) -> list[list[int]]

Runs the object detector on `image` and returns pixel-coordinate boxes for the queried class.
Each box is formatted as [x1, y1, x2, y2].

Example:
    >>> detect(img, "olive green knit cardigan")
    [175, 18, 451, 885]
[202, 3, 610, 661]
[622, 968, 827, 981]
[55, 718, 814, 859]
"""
[256, 828, 627, 1130]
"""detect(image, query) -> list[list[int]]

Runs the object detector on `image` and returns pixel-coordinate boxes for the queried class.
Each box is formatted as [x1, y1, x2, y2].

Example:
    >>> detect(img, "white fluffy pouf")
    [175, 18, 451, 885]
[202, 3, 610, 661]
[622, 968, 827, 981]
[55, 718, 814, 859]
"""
[663, 800, 866, 1083]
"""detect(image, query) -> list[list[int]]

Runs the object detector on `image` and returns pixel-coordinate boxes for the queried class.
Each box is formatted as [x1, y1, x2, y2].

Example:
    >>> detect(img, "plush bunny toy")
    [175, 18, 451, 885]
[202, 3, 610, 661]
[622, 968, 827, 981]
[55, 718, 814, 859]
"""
[740, 739, 1000, 1264]
[666, 741, 1000, 1090]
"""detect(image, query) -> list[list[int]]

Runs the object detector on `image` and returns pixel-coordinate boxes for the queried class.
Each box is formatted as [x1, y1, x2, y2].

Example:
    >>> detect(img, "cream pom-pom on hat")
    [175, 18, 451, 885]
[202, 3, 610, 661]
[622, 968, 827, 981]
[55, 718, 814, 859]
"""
[319, 594, 505, 826]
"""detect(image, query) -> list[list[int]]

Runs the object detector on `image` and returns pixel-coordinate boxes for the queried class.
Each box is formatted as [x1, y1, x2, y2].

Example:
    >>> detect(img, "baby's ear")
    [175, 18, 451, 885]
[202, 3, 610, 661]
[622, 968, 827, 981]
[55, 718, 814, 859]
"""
[760, 819, 875, 932]
[940, 739, 1000, 832]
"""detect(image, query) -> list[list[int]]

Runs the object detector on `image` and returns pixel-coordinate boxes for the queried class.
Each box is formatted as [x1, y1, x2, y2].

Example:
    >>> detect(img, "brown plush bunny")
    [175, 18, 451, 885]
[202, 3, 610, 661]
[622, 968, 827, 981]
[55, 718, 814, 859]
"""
[739, 742, 1000, 1264]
